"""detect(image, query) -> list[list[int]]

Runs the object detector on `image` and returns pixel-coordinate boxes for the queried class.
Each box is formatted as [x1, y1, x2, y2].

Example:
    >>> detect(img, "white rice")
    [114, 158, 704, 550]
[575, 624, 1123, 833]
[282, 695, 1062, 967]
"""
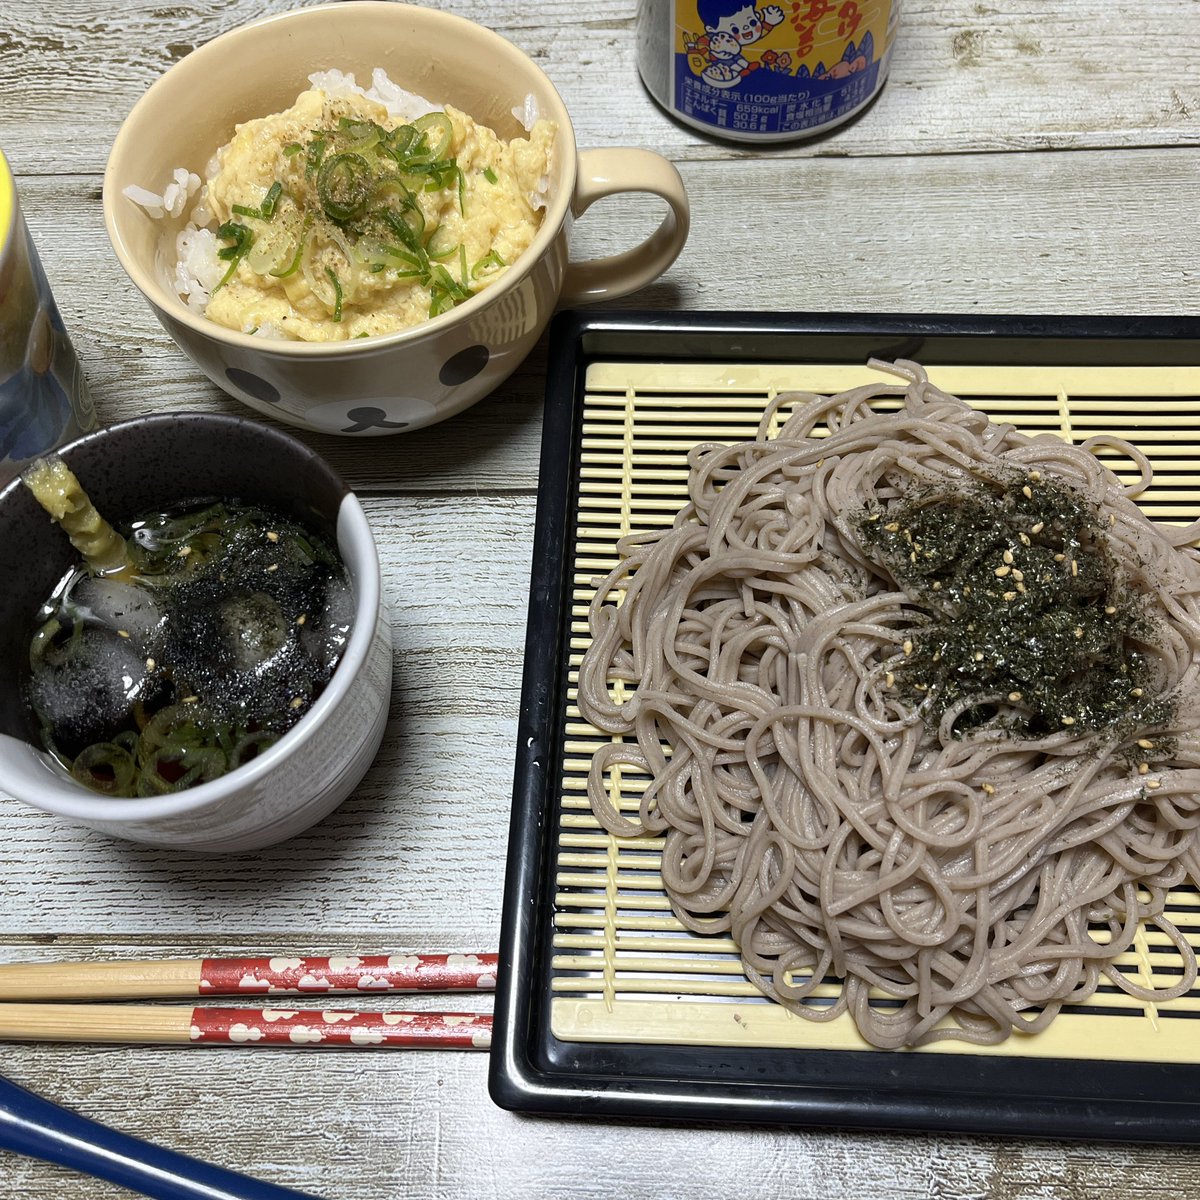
[122, 167, 201, 219]
[307, 67, 439, 122]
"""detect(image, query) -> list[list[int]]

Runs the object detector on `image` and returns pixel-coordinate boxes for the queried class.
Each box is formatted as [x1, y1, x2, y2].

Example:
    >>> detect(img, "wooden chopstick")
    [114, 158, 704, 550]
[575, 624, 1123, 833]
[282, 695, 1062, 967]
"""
[0, 953, 498, 1001]
[0, 1004, 492, 1049]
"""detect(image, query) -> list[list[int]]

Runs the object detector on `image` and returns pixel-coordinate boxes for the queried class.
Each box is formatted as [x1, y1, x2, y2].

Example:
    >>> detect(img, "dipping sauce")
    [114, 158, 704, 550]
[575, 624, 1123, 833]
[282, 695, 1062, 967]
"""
[24, 497, 352, 797]
[637, 0, 900, 142]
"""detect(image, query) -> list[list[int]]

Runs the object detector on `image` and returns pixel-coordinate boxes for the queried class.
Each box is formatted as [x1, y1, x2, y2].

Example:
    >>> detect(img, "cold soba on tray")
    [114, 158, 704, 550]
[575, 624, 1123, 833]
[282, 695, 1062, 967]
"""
[578, 360, 1200, 1050]
[22, 455, 351, 798]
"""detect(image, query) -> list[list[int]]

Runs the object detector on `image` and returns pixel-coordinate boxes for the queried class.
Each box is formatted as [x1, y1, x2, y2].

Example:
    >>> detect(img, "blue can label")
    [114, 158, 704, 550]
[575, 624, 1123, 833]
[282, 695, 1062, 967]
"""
[670, 0, 898, 137]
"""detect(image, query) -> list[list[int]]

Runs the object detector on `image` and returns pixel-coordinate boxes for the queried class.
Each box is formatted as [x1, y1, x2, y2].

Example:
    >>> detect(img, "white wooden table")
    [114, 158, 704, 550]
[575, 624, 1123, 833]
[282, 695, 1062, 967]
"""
[3, 1, 1200, 1195]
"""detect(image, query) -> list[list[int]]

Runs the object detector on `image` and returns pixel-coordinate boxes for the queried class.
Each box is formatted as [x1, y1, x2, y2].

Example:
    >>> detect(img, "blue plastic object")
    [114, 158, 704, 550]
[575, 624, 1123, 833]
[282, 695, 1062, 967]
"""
[0, 1072, 325, 1199]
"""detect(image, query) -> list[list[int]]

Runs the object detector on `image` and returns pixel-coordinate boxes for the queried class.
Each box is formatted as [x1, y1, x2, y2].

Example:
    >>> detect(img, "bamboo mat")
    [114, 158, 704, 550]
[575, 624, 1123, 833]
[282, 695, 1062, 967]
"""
[551, 361, 1200, 1062]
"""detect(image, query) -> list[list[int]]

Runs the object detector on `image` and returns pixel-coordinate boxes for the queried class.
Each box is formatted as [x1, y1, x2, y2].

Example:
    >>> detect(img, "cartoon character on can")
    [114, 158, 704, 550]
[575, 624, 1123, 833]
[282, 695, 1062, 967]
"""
[672, 0, 899, 139]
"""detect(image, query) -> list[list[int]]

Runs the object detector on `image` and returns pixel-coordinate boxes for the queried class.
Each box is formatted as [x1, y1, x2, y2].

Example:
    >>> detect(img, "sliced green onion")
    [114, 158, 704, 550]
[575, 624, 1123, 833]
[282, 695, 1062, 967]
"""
[325, 267, 343, 321]
[268, 215, 312, 278]
[318, 152, 372, 223]
[231, 730, 278, 766]
[71, 742, 138, 797]
[213, 221, 254, 293]
[428, 262, 472, 317]
[483, 166, 498, 184]
[426, 226, 459, 259]
[471, 249, 506, 279]
[260, 181, 283, 219]
[231, 182, 283, 222]
[459, 242, 469, 286]
[305, 133, 329, 179]
[411, 112, 454, 161]
[283, 142, 304, 156]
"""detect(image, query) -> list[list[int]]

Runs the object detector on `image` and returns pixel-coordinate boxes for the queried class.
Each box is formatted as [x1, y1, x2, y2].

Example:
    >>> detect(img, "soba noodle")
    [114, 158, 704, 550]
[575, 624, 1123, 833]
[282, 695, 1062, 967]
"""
[577, 360, 1200, 1048]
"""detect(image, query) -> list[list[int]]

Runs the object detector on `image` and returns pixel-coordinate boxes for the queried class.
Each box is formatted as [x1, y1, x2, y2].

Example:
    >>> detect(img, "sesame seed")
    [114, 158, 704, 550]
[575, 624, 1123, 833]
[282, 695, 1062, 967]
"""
[884, 522, 900, 533]
[1012, 569, 1024, 582]
[902, 640, 913, 655]
[177, 545, 192, 558]
[1074, 627, 1084, 639]
[868, 512, 881, 522]
[1002, 550, 1014, 564]
[183, 695, 199, 704]
[974, 651, 984, 661]
[1147, 779, 1162, 790]
[1022, 485, 1033, 499]
[290, 697, 304, 709]
[1029, 471, 1041, 481]
[981, 782, 996, 795]
[1104, 606, 1116, 615]
[1031, 522, 1044, 534]
[1109, 513, 1117, 525]
[1070, 559, 1078, 577]
[1061, 715, 1076, 726]
[995, 565, 1011, 577]
[932, 581, 942, 591]
[266, 563, 279, 572]
[1138, 762, 1149, 774]
[267, 531, 279, 543]
[1054, 553, 1065, 562]
[1018, 533, 1031, 546]
[910, 550, 917, 562]
[1008, 691, 1022, 702]
[296, 614, 307, 625]
[145, 658, 156, 671]
[1003, 591, 1017, 602]
[963, 585, 971, 595]
[903, 529, 913, 544]
[885, 671, 895, 687]
[1016, 582, 1026, 593]
[932, 651, 942, 662]
[1132, 687, 1144, 697]
[1138, 738, 1154, 749]
[117, 629, 130, 639]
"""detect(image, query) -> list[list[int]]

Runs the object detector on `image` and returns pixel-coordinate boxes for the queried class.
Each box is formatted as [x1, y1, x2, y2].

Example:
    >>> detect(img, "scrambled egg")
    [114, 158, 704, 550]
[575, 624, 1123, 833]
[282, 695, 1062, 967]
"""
[200, 87, 555, 341]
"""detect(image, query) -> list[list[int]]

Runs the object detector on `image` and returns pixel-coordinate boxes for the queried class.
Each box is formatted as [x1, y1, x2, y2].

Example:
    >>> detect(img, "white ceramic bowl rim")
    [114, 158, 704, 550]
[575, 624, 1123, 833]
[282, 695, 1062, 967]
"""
[103, 0, 579, 357]
[8, 416, 382, 825]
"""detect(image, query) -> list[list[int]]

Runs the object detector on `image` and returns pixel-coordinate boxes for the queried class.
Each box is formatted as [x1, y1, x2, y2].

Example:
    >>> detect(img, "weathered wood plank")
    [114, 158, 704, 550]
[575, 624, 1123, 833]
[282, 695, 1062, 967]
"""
[3, 0, 1199, 177]
[10, 143, 1198, 496]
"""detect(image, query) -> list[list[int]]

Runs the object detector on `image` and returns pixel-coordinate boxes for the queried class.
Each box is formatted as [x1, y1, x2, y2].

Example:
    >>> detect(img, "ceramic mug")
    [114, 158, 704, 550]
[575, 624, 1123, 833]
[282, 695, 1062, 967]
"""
[103, 2, 691, 436]
[0, 150, 96, 485]
[0, 413, 392, 851]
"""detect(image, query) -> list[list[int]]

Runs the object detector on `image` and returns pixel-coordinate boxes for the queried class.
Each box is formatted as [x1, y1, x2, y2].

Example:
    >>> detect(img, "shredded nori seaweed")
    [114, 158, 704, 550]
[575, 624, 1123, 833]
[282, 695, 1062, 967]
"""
[854, 469, 1173, 744]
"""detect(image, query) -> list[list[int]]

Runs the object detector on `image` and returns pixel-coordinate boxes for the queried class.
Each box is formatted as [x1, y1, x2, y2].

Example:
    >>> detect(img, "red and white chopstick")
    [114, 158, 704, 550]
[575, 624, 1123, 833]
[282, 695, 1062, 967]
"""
[0, 1004, 492, 1049]
[0, 953, 498, 1049]
[0, 953, 498, 1001]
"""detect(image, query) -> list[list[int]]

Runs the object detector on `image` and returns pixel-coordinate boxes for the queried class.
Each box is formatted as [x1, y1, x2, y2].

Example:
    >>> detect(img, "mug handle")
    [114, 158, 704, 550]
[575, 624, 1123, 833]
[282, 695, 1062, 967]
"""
[559, 148, 690, 305]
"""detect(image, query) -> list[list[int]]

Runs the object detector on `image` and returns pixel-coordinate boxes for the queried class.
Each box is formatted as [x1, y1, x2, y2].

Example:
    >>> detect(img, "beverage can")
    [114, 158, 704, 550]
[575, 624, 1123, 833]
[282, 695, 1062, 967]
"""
[637, 0, 900, 142]
[0, 149, 96, 487]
